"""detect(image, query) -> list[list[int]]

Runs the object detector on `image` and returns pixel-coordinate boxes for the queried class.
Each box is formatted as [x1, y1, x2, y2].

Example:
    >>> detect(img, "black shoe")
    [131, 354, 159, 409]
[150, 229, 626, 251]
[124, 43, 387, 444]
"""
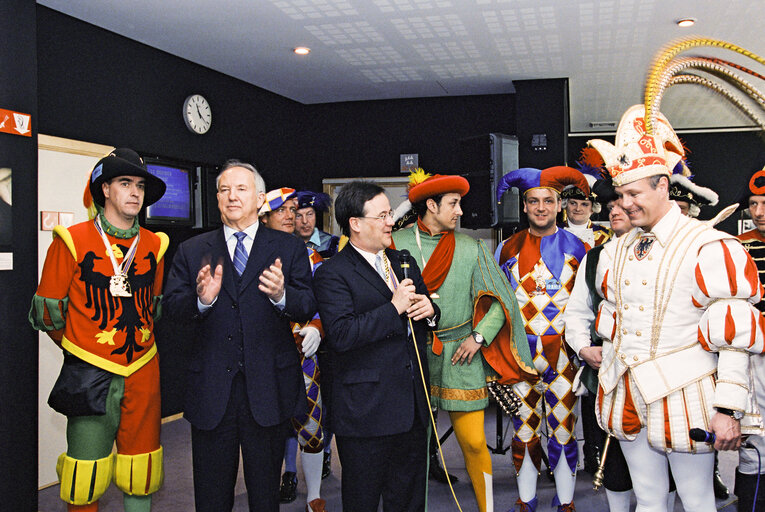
[322, 451, 331, 479]
[713, 468, 729, 500]
[429, 452, 458, 484]
[279, 471, 298, 503]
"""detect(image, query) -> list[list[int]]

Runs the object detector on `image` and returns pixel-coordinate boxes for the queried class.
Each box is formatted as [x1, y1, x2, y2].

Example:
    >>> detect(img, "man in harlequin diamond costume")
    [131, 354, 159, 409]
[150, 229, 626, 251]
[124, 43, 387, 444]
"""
[492, 165, 590, 512]
[391, 168, 535, 512]
[259, 188, 329, 512]
[29, 148, 168, 512]
[583, 104, 765, 512]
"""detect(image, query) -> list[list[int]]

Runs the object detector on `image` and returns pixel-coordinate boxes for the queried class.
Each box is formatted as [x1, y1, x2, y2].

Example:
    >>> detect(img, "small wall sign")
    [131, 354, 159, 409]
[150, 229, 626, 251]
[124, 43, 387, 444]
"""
[0, 108, 31, 137]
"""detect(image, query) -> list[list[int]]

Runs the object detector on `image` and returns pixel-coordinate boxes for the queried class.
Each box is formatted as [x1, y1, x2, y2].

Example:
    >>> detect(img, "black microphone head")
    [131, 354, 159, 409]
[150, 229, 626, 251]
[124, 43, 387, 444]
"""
[399, 249, 412, 279]
[689, 428, 715, 443]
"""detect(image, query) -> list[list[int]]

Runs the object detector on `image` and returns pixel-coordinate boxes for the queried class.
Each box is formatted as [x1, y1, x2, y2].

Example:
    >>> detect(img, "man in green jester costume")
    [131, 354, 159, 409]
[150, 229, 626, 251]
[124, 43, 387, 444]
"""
[392, 168, 534, 512]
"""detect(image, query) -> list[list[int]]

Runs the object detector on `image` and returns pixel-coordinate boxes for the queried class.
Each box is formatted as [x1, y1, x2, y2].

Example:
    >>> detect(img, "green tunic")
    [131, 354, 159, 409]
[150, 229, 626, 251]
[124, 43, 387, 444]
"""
[393, 225, 532, 411]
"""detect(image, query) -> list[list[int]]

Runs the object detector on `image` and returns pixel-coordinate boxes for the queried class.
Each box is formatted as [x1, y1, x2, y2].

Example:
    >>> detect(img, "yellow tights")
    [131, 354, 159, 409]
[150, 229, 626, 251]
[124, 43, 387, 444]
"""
[450, 410, 493, 512]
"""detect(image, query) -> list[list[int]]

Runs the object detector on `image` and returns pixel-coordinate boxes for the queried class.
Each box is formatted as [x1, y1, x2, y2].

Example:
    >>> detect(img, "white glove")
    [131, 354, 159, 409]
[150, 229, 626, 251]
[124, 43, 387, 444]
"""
[571, 365, 588, 397]
[299, 325, 321, 358]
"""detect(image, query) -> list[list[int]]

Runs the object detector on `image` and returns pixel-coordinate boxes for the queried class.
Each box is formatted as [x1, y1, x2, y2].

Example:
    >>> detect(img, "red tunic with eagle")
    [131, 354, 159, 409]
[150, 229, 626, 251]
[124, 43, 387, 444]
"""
[34, 220, 168, 376]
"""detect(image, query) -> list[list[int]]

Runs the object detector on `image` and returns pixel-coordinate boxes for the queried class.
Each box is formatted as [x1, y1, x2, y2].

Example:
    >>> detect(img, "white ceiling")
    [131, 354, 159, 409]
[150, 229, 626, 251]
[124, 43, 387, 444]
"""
[38, 0, 764, 132]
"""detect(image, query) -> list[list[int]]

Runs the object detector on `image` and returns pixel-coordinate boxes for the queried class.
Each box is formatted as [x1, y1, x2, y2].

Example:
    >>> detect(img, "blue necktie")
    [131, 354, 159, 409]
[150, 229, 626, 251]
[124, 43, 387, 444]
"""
[233, 231, 248, 275]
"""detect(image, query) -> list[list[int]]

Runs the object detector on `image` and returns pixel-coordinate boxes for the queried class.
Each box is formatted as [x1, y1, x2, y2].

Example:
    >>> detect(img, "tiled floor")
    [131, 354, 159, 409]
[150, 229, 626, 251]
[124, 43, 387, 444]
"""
[38, 406, 741, 511]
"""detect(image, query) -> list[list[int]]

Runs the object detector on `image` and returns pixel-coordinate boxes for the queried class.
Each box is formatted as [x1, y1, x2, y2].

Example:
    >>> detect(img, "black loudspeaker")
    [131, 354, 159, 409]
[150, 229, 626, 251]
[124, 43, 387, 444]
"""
[459, 133, 520, 229]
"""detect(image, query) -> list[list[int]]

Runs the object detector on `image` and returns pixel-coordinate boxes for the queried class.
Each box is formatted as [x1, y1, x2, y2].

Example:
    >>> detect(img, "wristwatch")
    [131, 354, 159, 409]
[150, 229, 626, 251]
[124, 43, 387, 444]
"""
[472, 332, 484, 345]
[716, 407, 744, 421]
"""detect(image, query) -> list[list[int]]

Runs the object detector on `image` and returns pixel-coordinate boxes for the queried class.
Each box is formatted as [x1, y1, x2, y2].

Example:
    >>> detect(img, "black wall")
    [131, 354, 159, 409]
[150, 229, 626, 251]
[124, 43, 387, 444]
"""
[0, 1, 38, 509]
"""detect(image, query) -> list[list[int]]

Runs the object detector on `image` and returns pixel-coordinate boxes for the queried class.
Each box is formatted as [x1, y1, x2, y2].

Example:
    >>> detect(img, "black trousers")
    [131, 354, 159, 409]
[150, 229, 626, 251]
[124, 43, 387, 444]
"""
[190, 372, 290, 512]
[336, 422, 428, 512]
[735, 469, 765, 512]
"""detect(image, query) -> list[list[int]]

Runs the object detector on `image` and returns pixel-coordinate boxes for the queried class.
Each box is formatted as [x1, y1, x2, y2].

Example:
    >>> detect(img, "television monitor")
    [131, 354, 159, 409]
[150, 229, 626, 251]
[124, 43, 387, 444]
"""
[143, 159, 195, 226]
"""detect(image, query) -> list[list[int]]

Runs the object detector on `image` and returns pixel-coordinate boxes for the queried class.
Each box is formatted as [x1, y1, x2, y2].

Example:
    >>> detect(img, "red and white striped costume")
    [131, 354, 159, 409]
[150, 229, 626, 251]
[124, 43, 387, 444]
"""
[592, 203, 764, 452]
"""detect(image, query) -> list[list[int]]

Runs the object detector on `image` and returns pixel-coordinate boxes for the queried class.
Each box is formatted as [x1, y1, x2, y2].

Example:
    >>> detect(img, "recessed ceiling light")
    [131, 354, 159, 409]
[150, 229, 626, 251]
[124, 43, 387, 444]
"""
[676, 18, 696, 27]
[293, 47, 311, 55]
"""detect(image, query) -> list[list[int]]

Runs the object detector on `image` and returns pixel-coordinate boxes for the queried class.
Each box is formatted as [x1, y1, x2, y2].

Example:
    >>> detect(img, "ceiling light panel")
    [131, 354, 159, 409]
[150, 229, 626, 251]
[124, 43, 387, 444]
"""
[361, 67, 424, 83]
[335, 46, 405, 66]
[270, 0, 358, 20]
[412, 41, 481, 62]
[389, 15, 468, 40]
[372, 0, 455, 13]
[305, 22, 384, 45]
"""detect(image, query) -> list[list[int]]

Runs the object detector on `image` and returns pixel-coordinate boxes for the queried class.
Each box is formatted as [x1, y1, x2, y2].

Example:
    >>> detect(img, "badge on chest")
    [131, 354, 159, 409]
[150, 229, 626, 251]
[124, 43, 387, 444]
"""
[634, 234, 656, 260]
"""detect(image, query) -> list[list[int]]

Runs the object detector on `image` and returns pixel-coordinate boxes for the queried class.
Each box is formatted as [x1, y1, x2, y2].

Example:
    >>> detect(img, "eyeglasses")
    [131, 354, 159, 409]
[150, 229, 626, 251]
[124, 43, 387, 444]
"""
[357, 210, 394, 221]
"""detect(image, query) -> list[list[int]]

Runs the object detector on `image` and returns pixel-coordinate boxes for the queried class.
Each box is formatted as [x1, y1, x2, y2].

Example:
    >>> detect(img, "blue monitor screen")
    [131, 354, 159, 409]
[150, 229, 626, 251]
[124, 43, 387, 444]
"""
[145, 163, 193, 225]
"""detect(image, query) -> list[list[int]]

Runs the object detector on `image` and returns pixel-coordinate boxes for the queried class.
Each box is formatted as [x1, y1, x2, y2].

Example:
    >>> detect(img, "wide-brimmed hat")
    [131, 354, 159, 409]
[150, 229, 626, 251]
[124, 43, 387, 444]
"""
[591, 177, 619, 207]
[407, 168, 469, 203]
[89, 148, 166, 207]
[668, 171, 718, 218]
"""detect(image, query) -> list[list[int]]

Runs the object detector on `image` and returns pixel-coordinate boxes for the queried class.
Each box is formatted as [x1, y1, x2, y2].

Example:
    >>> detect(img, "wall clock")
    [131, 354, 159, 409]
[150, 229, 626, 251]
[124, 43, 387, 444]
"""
[183, 94, 212, 134]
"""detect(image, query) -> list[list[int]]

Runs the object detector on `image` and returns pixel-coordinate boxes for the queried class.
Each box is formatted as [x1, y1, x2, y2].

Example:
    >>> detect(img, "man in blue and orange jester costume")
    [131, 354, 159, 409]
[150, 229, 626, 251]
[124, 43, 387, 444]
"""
[29, 148, 168, 512]
[259, 187, 329, 512]
[392, 169, 534, 512]
[491, 166, 591, 512]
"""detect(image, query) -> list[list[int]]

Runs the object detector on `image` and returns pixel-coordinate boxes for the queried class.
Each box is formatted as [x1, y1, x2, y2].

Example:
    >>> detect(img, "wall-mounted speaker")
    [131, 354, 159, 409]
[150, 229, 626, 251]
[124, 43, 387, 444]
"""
[458, 133, 520, 229]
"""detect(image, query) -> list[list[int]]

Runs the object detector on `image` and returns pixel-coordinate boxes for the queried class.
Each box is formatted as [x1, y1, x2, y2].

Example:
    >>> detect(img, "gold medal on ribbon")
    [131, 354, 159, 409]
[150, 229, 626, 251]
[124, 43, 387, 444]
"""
[109, 272, 132, 297]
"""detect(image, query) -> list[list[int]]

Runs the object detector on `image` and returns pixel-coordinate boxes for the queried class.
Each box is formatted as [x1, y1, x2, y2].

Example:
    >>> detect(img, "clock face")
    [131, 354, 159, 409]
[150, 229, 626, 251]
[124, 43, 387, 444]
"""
[183, 94, 212, 134]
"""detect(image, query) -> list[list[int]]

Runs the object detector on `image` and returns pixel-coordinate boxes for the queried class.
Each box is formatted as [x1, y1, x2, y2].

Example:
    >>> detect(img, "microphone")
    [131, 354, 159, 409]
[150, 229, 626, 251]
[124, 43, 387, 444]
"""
[689, 428, 716, 444]
[399, 249, 412, 280]
[690, 428, 757, 450]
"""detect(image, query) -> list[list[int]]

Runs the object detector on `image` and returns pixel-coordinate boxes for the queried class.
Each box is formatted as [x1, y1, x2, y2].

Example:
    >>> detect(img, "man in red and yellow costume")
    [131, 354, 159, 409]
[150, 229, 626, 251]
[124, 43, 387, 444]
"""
[29, 148, 168, 512]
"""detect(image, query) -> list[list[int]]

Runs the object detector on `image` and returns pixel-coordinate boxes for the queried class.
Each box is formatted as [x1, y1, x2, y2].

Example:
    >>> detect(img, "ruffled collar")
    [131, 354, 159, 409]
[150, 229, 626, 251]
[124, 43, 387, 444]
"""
[99, 213, 139, 239]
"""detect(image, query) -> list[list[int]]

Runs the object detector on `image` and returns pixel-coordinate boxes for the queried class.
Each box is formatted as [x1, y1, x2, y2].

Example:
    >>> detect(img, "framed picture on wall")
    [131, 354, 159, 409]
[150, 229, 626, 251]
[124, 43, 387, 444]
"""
[321, 176, 410, 237]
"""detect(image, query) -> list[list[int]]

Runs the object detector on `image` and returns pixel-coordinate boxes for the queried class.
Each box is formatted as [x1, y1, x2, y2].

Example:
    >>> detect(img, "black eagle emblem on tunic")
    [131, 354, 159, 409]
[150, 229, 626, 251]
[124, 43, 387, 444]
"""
[79, 245, 157, 364]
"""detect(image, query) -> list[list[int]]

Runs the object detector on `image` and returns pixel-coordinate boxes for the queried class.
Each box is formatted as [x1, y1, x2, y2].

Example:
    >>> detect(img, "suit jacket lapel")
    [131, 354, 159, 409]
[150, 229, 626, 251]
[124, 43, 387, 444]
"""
[349, 246, 393, 300]
[239, 226, 274, 293]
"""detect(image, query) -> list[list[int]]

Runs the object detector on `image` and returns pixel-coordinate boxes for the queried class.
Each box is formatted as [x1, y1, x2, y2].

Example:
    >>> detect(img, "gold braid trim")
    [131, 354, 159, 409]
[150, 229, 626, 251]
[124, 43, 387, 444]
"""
[430, 384, 488, 402]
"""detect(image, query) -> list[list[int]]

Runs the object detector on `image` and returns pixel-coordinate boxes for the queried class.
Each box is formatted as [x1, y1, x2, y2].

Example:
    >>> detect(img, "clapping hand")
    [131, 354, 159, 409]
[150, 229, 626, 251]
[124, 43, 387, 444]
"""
[196, 259, 223, 305]
[259, 258, 285, 302]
